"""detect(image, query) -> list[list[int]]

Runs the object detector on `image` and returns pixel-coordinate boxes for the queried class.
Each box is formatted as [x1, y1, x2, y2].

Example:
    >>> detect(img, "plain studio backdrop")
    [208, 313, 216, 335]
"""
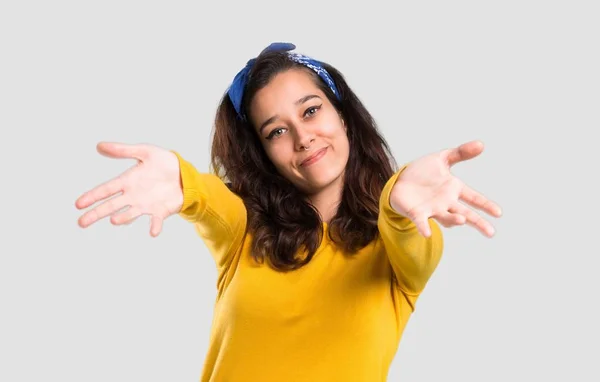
[1, 0, 598, 381]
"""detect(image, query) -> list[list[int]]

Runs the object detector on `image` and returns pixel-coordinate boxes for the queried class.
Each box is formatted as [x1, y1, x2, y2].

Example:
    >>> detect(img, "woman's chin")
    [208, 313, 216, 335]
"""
[297, 171, 344, 194]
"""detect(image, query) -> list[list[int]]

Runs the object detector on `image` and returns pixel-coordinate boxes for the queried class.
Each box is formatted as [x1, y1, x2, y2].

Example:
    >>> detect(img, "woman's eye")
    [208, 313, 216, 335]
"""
[266, 128, 286, 140]
[304, 105, 322, 118]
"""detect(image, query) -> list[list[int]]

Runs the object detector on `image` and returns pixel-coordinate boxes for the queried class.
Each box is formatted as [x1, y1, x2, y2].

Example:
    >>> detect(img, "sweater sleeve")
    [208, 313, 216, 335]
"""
[377, 165, 444, 299]
[172, 151, 247, 271]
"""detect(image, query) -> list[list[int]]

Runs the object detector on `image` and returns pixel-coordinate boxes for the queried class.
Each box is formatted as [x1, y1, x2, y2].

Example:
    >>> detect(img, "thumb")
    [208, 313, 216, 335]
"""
[97, 142, 148, 161]
[445, 140, 484, 167]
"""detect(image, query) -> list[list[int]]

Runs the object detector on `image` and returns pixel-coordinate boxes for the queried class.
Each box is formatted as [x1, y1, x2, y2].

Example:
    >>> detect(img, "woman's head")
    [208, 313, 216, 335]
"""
[246, 64, 349, 196]
[211, 43, 397, 270]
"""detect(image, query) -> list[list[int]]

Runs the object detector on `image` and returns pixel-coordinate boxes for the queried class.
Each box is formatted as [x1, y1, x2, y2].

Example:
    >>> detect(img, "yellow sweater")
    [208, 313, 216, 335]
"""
[174, 152, 444, 382]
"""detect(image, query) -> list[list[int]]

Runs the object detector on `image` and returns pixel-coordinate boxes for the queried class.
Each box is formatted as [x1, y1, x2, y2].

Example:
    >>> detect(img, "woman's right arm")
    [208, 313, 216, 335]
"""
[173, 151, 247, 269]
[75, 142, 247, 271]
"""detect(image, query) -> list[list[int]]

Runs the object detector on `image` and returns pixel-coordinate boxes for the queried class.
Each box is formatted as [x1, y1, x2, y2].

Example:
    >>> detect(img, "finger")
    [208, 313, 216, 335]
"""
[75, 176, 125, 210]
[78, 195, 129, 228]
[446, 140, 484, 167]
[110, 206, 143, 226]
[96, 142, 148, 161]
[434, 210, 466, 228]
[406, 205, 433, 237]
[449, 202, 495, 237]
[150, 216, 163, 237]
[460, 184, 502, 218]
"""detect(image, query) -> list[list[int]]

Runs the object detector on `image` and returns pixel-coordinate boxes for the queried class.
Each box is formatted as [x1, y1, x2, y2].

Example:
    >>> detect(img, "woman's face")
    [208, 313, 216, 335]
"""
[249, 68, 350, 195]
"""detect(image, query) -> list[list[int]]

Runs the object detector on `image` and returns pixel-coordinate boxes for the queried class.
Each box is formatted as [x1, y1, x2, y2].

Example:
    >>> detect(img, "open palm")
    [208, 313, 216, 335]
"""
[390, 140, 502, 238]
[75, 142, 183, 237]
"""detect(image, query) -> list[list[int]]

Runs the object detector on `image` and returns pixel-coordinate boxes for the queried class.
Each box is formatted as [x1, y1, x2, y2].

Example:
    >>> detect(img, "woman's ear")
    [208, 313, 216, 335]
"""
[338, 112, 347, 132]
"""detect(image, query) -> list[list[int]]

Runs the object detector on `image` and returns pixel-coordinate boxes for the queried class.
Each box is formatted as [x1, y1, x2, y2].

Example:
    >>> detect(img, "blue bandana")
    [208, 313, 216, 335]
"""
[227, 42, 341, 120]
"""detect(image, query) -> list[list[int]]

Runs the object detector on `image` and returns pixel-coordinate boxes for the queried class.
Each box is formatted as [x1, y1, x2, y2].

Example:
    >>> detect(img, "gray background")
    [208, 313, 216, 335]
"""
[1, 0, 598, 381]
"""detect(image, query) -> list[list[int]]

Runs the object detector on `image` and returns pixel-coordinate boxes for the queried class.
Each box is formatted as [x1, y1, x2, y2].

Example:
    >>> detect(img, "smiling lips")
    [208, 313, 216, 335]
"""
[301, 147, 328, 167]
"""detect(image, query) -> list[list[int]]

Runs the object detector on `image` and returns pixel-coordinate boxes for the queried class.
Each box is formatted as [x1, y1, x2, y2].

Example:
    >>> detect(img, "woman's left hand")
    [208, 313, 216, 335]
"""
[390, 140, 502, 238]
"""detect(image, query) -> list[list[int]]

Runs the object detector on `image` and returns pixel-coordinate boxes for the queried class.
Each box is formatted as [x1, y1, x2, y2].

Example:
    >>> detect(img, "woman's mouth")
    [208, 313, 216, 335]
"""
[301, 147, 328, 167]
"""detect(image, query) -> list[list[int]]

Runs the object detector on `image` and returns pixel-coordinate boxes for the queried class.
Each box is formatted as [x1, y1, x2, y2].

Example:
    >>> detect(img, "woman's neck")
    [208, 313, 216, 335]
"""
[307, 176, 344, 224]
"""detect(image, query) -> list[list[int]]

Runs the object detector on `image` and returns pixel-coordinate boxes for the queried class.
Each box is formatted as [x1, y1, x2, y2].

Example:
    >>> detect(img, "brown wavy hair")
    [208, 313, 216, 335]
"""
[210, 51, 397, 271]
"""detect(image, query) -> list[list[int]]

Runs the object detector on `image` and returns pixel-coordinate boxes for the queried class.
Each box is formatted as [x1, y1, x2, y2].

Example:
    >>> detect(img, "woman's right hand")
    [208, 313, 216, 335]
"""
[75, 142, 184, 237]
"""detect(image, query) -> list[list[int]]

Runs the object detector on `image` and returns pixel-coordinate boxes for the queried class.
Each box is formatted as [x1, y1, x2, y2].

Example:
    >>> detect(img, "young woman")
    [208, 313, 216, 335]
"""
[75, 42, 502, 381]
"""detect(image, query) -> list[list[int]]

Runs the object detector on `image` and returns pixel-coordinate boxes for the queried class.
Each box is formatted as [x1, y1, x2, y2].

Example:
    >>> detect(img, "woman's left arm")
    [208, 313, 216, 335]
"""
[378, 140, 502, 296]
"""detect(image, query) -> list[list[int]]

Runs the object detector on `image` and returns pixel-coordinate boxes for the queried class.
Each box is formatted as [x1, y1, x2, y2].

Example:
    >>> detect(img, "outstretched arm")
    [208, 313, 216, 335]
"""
[75, 142, 247, 270]
[174, 151, 247, 269]
[378, 140, 502, 295]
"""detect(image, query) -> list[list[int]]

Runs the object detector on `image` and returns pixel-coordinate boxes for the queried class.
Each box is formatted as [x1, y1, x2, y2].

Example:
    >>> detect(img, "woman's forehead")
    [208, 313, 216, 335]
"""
[252, 70, 324, 110]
